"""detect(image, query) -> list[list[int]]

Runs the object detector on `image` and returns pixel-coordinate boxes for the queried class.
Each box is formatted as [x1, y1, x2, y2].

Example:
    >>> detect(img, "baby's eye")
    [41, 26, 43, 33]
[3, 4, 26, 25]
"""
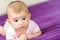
[14, 20, 18, 22]
[22, 18, 26, 20]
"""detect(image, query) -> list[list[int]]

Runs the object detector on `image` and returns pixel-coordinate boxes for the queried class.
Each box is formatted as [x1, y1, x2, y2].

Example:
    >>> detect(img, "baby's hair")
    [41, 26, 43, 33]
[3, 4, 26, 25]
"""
[6, 0, 28, 13]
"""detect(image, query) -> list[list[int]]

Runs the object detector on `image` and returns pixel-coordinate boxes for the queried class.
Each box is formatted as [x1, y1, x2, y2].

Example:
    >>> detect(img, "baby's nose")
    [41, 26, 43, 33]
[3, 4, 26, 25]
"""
[18, 20, 23, 25]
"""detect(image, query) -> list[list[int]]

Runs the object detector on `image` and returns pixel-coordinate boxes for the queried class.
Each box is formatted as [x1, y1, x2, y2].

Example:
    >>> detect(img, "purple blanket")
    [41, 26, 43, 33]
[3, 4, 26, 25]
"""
[0, 0, 60, 40]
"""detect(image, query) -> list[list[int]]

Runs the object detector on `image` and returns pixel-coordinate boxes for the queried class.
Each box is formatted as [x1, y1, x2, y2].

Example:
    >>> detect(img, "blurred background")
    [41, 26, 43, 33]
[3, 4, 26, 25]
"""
[0, 0, 48, 15]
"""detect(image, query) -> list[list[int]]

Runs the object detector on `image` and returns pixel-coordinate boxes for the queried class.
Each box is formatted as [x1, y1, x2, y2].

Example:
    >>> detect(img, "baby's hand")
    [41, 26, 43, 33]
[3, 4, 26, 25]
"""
[20, 34, 27, 40]
[0, 26, 5, 36]
[14, 34, 27, 40]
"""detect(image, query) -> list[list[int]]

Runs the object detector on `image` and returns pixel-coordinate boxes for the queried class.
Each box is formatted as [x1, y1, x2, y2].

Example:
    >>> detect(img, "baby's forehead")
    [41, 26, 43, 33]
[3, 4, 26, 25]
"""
[7, 11, 28, 19]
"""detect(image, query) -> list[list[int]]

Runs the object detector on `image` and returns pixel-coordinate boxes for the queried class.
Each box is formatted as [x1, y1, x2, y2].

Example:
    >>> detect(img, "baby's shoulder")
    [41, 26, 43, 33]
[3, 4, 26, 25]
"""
[29, 20, 37, 28]
[29, 20, 35, 24]
[29, 20, 37, 25]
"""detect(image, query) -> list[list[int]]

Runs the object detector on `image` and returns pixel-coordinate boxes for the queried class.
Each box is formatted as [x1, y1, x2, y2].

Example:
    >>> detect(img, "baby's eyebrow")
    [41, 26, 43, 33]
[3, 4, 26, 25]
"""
[19, 16, 27, 18]
[13, 16, 27, 20]
[13, 18, 18, 20]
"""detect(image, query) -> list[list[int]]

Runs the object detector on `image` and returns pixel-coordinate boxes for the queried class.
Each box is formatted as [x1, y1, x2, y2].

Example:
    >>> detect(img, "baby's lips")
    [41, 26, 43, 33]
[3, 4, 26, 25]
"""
[17, 26, 24, 29]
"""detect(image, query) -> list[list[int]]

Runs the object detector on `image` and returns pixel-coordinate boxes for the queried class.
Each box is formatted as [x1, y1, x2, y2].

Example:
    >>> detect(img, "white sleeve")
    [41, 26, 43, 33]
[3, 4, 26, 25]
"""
[6, 31, 14, 39]
[31, 20, 40, 33]
[30, 20, 40, 33]
[4, 22, 15, 39]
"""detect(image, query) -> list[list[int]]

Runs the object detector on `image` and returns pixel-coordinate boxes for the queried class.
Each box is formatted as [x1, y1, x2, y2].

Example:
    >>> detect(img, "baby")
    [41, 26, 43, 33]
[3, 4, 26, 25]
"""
[0, 1, 41, 40]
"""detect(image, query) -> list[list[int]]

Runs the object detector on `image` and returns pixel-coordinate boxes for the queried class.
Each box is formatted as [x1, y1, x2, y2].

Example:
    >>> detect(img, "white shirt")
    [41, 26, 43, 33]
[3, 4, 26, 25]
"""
[4, 20, 40, 39]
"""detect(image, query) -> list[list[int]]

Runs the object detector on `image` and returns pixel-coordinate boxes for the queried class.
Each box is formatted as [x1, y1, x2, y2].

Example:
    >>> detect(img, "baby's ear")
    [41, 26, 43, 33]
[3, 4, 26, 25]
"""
[6, 19, 10, 23]
[29, 13, 31, 19]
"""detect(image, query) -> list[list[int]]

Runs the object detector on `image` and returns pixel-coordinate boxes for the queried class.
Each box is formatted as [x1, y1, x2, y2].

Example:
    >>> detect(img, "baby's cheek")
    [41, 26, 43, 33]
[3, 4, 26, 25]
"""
[12, 23, 17, 28]
[24, 23, 29, 28]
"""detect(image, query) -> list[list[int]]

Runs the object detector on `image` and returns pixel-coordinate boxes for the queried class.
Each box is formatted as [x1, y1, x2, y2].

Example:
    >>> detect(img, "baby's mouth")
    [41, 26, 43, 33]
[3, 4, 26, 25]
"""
[17, 26, 25, 31]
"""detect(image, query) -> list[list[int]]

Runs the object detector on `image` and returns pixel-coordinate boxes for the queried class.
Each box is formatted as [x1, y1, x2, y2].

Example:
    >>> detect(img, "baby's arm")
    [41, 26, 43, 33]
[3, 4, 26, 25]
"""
[14, 34, 27, 40]
[6, 39, 12, 40]
[26, 20, 42, 39]
[0, 19, 9, 36]
[27, 31, 41, 39]
[6, 34, 27, 40]
[0, 26, 5, 36]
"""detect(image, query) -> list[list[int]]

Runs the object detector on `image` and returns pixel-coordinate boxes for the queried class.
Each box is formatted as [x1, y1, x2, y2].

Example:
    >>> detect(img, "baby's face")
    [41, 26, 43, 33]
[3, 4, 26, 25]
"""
[7, 8, 31, 31]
